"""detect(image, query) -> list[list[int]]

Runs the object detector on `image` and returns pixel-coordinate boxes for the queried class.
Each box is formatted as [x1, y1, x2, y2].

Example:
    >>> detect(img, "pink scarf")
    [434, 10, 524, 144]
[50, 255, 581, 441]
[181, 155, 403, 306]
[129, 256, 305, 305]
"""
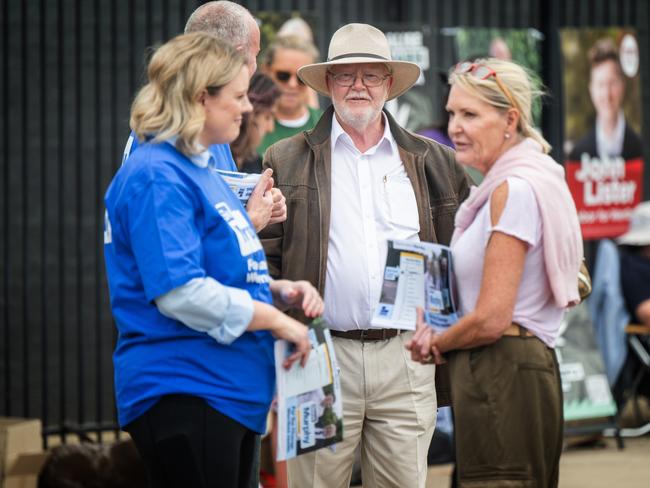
[451, 138, 583, 307]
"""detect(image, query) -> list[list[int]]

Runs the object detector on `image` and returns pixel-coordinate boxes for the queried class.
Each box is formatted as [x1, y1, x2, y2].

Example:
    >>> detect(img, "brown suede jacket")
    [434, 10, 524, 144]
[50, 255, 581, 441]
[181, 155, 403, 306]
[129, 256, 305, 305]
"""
[260, 106, 472, 406]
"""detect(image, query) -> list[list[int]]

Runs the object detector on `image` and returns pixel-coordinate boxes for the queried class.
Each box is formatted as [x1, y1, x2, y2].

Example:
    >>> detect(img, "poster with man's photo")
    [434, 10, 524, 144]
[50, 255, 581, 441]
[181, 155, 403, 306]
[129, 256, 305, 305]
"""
[561, 28, 644, 239]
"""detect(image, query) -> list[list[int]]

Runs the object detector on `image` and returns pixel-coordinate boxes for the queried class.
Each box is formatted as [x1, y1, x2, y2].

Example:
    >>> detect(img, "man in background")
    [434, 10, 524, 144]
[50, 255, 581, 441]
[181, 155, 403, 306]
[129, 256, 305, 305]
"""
[123, 1, 286, 232]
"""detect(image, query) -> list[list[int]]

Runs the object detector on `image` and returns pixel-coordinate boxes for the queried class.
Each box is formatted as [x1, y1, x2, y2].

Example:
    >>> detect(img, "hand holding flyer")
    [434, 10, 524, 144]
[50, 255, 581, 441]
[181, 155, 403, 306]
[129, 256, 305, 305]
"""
[215, 169, 261, 205]
[274, 318, 343, 460]
[372, 239, 458, 332]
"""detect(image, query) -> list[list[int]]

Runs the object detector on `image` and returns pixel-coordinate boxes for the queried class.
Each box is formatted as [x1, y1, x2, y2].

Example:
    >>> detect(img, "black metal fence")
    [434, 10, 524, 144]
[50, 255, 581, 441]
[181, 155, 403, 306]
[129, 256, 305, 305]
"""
[1, 0, 649, 445]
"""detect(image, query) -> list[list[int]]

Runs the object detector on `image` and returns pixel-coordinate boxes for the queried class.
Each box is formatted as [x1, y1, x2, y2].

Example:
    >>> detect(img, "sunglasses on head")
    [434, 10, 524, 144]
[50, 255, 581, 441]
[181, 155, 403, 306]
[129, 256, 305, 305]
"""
[454, 61, 518, 110]
[273, 70, 305, 85]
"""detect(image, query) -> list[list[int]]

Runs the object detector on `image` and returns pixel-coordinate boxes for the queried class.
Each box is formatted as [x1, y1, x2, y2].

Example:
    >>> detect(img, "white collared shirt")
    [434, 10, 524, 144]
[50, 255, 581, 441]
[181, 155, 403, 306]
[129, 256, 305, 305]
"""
[323, 113, 420, 331]
[165, 135, 212, 168]
[596, 111, 626, 159]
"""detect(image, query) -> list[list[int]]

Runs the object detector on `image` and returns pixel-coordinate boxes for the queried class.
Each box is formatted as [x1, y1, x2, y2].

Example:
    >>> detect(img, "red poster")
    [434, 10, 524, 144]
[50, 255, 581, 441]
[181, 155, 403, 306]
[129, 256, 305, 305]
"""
[565, 156, 643, 239]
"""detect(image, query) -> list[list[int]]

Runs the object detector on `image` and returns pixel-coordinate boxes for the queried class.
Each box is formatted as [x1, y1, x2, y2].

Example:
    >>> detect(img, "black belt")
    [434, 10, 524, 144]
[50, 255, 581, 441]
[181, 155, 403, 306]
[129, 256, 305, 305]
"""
[329, 328, 403, 341]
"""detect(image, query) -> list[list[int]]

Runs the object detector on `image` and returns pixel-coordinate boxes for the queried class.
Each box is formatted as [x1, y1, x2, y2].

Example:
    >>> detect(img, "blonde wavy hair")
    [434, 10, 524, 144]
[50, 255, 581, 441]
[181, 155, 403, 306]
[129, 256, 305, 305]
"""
[130, 32, 246, 156]
[449, 57, 551, 154]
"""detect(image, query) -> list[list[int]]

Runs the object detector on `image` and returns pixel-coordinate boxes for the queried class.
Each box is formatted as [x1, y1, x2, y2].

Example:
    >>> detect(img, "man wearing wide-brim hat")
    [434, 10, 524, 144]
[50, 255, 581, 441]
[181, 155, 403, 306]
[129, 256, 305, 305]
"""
[259, 23, 471, 487]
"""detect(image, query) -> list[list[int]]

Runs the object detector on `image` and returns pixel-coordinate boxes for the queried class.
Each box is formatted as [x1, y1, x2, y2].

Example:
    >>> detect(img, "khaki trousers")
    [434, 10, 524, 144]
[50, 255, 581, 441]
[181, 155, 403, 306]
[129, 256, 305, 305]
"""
[288, 331, 437, 488]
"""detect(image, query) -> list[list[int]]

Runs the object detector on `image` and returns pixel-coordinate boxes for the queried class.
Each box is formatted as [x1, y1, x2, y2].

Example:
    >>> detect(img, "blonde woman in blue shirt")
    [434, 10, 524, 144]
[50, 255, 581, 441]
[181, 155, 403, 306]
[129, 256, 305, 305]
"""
[104, 33, 322, 488]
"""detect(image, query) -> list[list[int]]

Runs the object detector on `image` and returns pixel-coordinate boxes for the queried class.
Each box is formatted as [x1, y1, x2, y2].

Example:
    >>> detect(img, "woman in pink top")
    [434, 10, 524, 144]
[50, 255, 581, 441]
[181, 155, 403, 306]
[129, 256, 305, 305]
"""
[407, 58, 582, 488]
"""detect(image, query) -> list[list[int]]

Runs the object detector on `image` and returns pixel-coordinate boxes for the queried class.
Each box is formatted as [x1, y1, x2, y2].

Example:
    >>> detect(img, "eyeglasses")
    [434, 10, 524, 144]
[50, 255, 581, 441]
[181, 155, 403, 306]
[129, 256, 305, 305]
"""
[327, 71, 391, 88]
[454, 62, 518, 110]
[273, 70, 305, 86]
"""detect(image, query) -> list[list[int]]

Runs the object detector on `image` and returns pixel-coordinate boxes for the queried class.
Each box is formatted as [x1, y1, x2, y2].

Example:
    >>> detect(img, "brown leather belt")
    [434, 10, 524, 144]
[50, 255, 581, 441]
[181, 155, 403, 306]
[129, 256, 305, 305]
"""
[329, 328, 403, 341]
[502, 323, 535, 338]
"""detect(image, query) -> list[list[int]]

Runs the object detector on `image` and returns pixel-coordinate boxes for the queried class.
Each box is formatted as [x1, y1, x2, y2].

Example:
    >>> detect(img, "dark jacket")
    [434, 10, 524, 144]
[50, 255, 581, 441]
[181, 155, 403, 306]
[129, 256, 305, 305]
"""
[568, 121, 643, 161]
[260, 105, 471, 406]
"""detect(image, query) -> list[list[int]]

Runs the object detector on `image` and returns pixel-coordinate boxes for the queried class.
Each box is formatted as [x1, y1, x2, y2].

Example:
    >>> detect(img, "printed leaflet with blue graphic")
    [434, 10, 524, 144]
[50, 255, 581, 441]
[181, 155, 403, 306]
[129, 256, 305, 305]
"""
[216, 169, 260, 206]
[274, 318, 343, 460]
[371, 239, 458, 332]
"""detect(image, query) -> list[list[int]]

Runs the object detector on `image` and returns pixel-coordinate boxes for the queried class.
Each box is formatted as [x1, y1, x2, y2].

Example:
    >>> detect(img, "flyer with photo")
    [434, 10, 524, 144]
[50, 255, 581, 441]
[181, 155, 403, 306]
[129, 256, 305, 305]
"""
[372, 239, 458, 332]
[274, 318, 343, 461]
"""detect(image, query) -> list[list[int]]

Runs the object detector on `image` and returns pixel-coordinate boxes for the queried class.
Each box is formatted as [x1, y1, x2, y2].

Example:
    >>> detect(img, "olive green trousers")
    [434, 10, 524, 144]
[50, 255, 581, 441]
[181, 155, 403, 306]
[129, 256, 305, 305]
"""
[449, 335, 563, 488]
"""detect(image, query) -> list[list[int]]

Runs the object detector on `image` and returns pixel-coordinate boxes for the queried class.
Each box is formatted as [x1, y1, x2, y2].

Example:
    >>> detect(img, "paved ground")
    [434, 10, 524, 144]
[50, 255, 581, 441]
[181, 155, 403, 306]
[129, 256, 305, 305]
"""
[76, 430, 650, 487]
[423, 436, 650, 488]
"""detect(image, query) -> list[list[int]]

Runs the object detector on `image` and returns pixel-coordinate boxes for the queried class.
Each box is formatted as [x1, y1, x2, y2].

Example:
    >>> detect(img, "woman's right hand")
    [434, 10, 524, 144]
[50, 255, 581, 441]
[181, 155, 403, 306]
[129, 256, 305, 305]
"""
[249, 301, 311, 368]
[272, 316, 311, 369]
[405, 307, 446, 364]
[405, 308, 434, 363]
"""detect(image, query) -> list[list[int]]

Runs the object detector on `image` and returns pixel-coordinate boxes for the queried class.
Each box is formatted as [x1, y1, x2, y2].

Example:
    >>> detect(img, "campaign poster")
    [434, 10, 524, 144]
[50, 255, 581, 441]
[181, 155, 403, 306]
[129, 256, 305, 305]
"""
[379, 23, 437, 133]
[447, 27, 544, 127]
[556, 303, 617, 423]
[561, 29, 644, 240]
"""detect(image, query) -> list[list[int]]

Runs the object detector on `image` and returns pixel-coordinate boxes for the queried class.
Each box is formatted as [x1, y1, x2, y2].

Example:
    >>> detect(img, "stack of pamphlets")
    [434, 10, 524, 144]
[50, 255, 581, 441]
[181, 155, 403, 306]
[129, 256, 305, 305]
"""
[274, 318, 343, 460]
[372, 239, 458, 332]
[216, 169, 260, 205]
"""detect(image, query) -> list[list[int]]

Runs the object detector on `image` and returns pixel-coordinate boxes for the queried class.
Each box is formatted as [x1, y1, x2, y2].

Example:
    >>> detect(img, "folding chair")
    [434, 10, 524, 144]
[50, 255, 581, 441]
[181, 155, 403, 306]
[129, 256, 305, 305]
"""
[622, 323, 650, 432]
[589, 240, 650, 439]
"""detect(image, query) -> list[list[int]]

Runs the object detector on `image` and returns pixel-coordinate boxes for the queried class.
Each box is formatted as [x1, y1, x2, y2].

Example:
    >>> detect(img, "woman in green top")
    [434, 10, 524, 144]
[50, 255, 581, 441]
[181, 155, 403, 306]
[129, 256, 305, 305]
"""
[259, 35, 322, 155]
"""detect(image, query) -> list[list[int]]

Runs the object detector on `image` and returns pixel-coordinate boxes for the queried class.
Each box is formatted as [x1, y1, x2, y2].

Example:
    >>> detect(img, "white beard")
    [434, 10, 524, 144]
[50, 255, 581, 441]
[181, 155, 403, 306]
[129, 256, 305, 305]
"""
[332, 89, 385, 131]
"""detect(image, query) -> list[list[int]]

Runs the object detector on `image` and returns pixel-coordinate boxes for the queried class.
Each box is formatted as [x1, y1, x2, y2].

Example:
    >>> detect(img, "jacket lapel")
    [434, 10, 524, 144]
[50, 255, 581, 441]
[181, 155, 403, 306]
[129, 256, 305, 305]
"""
[305, 106, 334, 292]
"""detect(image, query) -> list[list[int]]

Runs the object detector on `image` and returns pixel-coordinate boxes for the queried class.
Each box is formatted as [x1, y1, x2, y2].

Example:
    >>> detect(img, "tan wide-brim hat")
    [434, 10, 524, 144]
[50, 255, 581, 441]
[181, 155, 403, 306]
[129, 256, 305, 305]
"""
[297, 23, 421, 101]
[617, 201, 650, 246]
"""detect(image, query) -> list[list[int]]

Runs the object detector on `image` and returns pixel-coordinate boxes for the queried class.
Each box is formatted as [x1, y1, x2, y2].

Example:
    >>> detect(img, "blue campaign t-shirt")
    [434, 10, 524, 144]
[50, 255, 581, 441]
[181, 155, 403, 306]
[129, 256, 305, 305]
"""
[123, 130, 237, 171]
[104, 140, 274, 433]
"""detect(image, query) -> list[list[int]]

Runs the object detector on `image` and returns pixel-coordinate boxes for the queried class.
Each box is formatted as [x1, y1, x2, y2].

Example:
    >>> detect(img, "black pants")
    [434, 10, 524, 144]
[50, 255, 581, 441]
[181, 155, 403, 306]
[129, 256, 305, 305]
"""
[125, 395, 257, 488]
[449, 336, 563, 488]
